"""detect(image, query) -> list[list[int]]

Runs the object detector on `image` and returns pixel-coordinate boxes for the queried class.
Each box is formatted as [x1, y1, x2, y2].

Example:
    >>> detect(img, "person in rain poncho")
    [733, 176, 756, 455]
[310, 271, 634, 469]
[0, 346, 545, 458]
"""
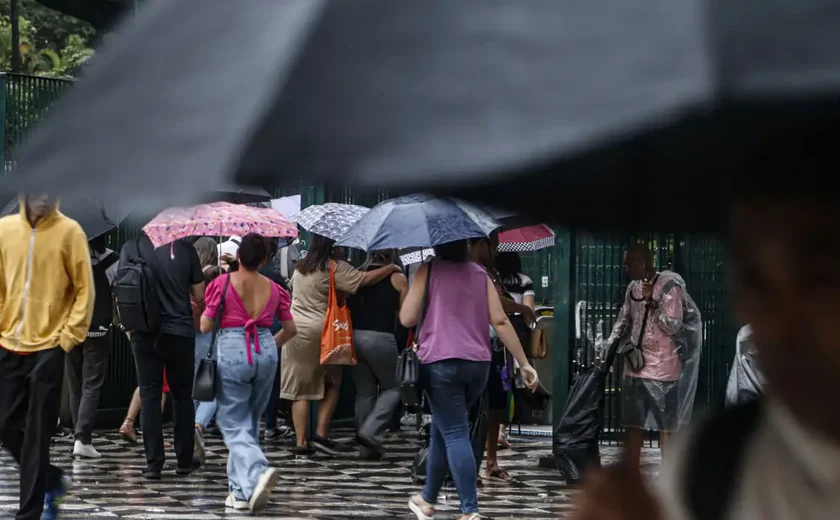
[725, 324, 765, 407]
[603, 244, 702, 456]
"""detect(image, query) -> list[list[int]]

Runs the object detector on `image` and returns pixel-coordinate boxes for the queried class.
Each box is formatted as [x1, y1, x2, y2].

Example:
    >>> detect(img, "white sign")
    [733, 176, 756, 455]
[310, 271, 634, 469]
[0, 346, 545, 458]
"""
[541, 276, 549, 288]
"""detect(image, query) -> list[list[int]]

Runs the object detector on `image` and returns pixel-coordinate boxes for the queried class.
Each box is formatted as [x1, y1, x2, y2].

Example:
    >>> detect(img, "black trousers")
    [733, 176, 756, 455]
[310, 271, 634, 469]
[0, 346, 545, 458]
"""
[66, 334, 110, 443]
[130, 333, 195, 471]
[0, 347, 65, 520]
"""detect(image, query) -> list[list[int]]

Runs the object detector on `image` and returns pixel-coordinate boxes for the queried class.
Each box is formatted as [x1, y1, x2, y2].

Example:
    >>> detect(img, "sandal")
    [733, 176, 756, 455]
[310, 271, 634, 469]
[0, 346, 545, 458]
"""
[484, 467, 514, 483]
[119, 418, 137, 444]
[497, 431, 511, 449]
[458, 514, 482, 520]
[408, 494, 435, 520]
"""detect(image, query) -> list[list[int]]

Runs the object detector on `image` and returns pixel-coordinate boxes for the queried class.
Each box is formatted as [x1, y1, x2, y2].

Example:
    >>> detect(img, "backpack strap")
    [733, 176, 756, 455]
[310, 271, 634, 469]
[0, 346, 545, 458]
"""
[684, 399, 763, 520]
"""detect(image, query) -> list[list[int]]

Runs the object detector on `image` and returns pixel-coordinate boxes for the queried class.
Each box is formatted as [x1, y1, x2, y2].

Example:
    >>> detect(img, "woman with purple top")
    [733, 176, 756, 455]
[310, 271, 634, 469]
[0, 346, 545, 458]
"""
[401, 239, 539, 520]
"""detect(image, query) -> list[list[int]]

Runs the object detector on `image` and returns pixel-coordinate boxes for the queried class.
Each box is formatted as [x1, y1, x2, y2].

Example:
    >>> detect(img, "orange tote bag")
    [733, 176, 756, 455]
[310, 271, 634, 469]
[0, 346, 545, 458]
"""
[320, 261, 357, 365]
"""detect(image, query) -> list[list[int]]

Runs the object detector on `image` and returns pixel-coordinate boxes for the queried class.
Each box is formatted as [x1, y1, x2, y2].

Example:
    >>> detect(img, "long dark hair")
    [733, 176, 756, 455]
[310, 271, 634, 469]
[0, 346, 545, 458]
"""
[433, 240, 469, 262]
[496, 252, 523, 279]
[295, 233, 336, 275]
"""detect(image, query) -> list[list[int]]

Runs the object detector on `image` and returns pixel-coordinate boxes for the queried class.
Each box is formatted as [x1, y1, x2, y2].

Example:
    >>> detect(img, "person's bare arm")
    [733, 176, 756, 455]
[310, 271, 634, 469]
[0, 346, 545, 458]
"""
[274, 319, 297, 347]
[500, 297, 535, 324]
[199, 315, 213, 334]
[400, 264, 428, 328]
[362, 264, 400, 287]
[391, 272, 409, 307]
[191, 281, 206, 305]
[522, 293, 536, 311]
[488, 278, 538, 389]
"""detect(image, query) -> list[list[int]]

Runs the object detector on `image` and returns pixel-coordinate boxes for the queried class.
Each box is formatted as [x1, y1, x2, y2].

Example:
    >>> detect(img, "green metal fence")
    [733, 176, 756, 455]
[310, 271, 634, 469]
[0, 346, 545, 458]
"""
[568, 231, 737, 442]
[1, 73, 70, 167]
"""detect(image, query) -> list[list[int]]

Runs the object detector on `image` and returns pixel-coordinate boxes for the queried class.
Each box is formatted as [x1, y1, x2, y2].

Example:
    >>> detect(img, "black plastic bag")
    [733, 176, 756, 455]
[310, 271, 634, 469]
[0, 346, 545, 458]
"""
[550, 366, 609, 483]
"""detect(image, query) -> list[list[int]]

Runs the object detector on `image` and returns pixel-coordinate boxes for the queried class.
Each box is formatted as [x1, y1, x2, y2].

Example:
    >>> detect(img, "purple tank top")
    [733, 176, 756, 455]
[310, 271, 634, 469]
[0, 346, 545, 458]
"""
[417, 261, 492, 364]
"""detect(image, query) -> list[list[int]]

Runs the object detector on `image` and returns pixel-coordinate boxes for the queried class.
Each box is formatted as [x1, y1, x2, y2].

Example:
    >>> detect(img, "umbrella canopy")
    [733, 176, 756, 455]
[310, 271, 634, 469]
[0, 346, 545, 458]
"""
[291, 203, 369, 242]
[498, 224, 555, 252]
[336, 194, 501, 251]
[2, 197, 118, 240]
[7, 1, 840, 231]
[143, 201, 298, 248]
[210, 185, 272, 204]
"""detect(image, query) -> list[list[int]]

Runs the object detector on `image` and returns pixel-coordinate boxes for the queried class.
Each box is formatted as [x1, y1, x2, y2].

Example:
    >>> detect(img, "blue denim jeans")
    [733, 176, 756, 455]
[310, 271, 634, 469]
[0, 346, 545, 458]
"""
[193, 332, 217, 428]
[421, 359, 490, 514]
[264, 318, 283, 430]
[215, 327, 278, 500]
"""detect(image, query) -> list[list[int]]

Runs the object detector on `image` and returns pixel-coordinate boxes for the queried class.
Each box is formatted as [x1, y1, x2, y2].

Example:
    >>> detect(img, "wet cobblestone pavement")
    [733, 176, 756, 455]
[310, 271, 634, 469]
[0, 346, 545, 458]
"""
[0, 427, 661, 519]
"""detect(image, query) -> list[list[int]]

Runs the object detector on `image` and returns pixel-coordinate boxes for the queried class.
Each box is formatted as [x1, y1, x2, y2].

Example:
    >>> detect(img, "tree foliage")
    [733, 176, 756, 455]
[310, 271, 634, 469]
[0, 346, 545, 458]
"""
[0, 0, 95, 77]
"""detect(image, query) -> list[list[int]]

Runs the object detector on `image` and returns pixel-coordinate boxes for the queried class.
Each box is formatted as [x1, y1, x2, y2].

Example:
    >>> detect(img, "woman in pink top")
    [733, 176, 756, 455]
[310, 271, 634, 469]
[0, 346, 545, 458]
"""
[200, 234, 297, 513]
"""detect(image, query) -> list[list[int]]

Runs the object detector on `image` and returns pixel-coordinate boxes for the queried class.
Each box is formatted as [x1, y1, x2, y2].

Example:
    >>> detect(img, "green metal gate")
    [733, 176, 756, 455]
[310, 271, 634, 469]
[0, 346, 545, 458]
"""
[568, 231, 737, 441]
[1, 73, 70, 171]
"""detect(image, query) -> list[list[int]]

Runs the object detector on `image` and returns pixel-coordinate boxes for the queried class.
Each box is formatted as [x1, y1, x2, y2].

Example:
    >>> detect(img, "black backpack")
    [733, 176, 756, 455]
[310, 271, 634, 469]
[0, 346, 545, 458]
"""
[115, 238, 161, 333]
[685, 399, 763, 520]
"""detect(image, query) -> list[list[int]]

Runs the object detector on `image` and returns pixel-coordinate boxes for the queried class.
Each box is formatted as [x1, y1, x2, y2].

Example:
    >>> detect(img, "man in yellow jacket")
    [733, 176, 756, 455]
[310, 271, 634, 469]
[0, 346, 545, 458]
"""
[0, 194, 93, 520]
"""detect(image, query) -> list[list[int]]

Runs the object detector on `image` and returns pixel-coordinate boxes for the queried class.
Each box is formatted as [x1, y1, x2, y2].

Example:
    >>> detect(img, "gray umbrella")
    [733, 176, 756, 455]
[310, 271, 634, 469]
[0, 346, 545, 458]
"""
[7, 1, 840, 230]
[291, 203, 369, 242]
[336, 194, 501, 251]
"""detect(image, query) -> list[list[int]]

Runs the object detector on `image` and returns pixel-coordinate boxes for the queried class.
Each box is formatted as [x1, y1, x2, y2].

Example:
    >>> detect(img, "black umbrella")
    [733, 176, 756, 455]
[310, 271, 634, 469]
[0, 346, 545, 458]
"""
[207, 185, 272, 204]
[2, 197, 118, 240]
[8, 1, 840, 230]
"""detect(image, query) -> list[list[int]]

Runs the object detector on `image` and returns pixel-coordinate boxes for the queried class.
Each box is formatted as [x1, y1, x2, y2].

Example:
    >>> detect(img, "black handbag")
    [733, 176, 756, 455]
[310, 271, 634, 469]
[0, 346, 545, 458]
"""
[193, 274, 231, 402]
[396, 263, 432, 406]
[617, 274, 660, 373]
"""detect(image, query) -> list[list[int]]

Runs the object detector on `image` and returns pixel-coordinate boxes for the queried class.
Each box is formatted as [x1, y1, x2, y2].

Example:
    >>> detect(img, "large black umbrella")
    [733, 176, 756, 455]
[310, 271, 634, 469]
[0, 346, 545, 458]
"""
[8, 1, 840, 230]
[2, 197, 119, 240]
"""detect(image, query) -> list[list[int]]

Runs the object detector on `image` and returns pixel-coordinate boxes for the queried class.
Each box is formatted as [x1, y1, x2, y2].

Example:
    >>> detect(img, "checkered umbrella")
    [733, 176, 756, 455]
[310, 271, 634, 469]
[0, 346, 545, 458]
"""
[497, 224, 555, 252]
[399, 248, 436, 266]
[290, 203, 370, 241]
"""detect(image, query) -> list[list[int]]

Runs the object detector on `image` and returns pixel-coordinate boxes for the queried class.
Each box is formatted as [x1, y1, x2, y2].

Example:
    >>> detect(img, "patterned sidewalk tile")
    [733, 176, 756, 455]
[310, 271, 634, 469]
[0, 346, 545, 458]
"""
[0, 427, 661, 519]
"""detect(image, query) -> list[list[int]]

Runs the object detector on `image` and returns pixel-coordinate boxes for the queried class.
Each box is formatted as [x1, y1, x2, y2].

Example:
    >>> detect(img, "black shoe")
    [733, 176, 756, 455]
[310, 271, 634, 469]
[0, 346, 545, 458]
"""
[311, 436, 351, 456]
[291, 445, 314, 457]
[176, 461, 201, 476]
[142, 468, 162, 480]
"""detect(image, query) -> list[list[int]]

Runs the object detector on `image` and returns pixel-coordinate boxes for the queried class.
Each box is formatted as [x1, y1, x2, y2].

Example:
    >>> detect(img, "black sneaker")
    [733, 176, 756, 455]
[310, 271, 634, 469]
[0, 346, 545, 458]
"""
[311, 436, 349, 456]
[291, 445, 314, 458]
[142, 468, 162, 480]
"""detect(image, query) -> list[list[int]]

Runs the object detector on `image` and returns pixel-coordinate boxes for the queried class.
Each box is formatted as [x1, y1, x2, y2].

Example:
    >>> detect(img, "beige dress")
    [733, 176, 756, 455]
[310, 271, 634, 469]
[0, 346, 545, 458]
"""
[280, 261, 365, 401]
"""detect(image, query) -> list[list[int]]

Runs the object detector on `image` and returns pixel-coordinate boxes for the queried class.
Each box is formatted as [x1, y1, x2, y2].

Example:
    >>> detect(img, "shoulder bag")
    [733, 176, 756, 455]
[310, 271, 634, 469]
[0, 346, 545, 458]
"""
[193, 274, 231, 402]
[396, 262, 432, 406]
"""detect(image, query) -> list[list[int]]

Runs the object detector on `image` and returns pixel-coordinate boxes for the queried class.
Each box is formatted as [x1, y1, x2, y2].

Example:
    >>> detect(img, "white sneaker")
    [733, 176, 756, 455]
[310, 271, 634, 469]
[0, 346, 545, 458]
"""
[224, 493, 249, 510]
[73, 440, 101, 459]
[249, 467, 279, 513]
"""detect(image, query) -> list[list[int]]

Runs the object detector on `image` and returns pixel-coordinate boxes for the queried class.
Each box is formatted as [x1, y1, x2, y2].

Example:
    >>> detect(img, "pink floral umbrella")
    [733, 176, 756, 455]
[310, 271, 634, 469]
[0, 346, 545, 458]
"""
[498, 224, 555, 252]
[143, 201, 298, 248]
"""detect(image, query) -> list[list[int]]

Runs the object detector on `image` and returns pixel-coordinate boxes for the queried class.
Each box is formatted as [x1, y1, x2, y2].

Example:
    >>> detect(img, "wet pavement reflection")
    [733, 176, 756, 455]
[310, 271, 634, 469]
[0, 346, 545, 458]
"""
[0, 427, 661, 518]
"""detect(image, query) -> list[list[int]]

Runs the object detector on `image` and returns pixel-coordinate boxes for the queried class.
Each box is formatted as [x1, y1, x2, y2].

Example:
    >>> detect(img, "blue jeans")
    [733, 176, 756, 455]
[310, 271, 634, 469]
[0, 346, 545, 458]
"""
[421, 359, 490, 514]
[215, 327, 278, 500]
[193, 332, 217, 428]
[264, 318, 283, 430]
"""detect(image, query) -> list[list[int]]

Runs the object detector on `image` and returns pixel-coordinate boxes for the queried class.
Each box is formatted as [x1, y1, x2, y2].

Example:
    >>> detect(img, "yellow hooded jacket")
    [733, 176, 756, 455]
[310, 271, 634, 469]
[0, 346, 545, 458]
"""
[0, 199, 94, 353]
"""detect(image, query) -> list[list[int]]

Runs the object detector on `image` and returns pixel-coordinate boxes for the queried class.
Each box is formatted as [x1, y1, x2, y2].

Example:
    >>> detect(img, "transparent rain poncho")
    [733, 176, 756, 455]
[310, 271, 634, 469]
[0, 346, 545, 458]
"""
[725, 325, 765, 407]
[599, 270, 702, 432]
